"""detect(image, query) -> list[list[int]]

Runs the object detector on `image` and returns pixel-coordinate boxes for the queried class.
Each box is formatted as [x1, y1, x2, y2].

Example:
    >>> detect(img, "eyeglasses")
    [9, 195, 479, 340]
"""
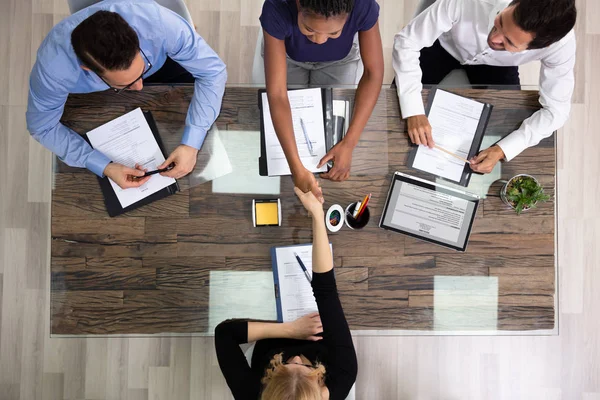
[97, 49, 152, 94]
[282, 360, 319, 370]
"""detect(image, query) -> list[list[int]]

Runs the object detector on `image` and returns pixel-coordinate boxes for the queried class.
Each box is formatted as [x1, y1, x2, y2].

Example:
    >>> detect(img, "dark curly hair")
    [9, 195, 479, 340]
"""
[71, 10, 139, 74]
[298, 0, 355, 18]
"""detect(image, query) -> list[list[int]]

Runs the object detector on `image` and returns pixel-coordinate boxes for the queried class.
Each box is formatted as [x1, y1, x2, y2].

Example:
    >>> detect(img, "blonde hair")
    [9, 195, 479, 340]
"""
[260, 353, 326, 400]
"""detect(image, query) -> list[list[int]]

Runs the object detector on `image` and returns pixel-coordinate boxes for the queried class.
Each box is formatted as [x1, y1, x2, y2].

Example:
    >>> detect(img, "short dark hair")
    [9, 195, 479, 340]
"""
[509, 0, 577, 49]
[71, 10, 139, 74]
[298, 0, 355, 18]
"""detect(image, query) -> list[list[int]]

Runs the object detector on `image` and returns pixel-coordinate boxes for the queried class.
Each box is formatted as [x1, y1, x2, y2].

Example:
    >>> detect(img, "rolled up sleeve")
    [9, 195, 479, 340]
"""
[392, 0, 461, 119]
[497, 33, 576, 161]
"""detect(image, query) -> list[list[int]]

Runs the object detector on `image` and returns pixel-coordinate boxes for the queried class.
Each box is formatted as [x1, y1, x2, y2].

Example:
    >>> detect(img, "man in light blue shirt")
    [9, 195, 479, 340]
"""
[26, 0, 227, 189]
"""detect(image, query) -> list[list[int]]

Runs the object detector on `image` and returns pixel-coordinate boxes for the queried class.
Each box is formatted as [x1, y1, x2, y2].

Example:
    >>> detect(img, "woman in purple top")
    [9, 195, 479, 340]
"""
[260, 0, 384, 202]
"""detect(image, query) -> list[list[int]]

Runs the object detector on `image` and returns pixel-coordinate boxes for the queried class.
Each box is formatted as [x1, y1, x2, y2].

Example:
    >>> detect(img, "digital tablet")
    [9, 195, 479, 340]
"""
[379, 172, 480, 252]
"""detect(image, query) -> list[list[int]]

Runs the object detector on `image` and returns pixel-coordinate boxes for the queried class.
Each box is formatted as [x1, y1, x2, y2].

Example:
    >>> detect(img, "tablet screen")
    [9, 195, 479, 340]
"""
[380, 173, 479, 252]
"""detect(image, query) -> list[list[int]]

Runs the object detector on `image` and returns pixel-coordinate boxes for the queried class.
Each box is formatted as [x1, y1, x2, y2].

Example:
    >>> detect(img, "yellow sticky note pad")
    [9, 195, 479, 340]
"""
[253, 200, 281, 226]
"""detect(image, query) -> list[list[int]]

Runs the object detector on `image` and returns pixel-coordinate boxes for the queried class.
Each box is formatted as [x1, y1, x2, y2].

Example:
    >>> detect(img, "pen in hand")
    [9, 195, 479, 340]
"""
[140, 163, 175, 177]
[294, 252, 312, 283]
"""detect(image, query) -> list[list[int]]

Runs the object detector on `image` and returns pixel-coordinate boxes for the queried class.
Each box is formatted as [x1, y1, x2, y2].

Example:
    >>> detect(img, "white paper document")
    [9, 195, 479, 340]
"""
[392, 181, 469, 243]
[262, 88, 328, 176]
[87, 108, 176, 208]
[273, 244, 332, 322]
[412, 90, 485, 182]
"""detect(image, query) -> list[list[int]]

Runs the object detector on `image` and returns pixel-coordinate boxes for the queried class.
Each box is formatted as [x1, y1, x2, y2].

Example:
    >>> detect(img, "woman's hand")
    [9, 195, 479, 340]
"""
[285, 312, 323, 341]
[294, 186, 324, 219]
[318, 140, 354, 182]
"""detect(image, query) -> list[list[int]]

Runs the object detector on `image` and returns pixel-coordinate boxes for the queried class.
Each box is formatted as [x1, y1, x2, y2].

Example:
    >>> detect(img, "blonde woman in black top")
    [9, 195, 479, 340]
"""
[215, 187, 357, 400]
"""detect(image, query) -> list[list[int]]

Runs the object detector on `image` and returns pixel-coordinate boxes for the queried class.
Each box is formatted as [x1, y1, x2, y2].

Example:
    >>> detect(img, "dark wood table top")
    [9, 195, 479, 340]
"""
[51, 86, 556, 335]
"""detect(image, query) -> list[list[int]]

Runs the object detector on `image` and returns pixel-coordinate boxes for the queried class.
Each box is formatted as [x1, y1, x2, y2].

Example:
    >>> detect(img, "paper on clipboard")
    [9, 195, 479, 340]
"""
[412, 90, 485, 182]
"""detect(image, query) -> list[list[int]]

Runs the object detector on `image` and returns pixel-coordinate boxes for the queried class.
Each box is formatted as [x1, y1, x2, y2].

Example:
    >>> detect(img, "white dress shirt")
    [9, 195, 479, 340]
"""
[392, 0, 576, 161]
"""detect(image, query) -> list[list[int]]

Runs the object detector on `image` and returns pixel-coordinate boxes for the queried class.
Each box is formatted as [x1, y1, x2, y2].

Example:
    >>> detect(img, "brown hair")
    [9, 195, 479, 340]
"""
[260, 353, 326, 400]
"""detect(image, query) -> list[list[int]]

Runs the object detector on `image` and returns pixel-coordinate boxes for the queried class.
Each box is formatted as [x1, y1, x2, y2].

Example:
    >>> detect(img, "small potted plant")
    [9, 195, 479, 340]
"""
[500, 174, 550, 215]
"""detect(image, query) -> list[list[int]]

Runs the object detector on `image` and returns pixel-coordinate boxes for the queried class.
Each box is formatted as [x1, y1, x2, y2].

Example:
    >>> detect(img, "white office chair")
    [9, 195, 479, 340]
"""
[251, 29, 364, 85]
[413, 0, 470, 86]
[67, 0, 194, 26]
[239, 343, 357, 400]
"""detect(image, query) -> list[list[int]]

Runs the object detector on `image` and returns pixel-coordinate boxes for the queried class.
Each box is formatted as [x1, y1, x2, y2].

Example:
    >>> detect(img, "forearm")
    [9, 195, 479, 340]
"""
[267, 94, 304, 173]
[27, 120, 110, 177]
[247, 321, 292, 342]
[182, 66, 227, 149]
[311, 213, 332, 274]
[344, 68, 383, 147]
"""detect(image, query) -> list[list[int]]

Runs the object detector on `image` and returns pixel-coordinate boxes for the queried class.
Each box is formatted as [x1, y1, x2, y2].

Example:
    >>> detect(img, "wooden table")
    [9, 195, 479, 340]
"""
[51, 86, 556, 335]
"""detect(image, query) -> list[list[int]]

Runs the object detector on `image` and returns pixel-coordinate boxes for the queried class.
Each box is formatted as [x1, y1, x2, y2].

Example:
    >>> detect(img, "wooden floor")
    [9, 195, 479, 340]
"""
[0, 0, 599, 398]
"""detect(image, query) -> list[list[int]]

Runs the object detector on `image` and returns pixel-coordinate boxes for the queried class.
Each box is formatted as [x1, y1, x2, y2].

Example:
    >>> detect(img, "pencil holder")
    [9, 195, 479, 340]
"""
[345, 202, 370, 230]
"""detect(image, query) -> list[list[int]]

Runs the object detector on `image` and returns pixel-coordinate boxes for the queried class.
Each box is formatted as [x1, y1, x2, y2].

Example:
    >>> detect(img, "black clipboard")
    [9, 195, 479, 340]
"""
[406, 88, 493, 187]
[85, 110, 179, 217]
[258, 88, 335, 176]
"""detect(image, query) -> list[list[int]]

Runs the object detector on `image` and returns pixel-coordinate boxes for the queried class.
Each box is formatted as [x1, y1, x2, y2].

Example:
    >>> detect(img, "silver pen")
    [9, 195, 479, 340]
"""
[299, 118, 316, 156]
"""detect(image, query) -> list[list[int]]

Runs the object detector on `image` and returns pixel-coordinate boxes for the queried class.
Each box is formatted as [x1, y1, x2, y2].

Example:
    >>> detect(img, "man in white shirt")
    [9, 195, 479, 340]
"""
[393, 0, 577, 173]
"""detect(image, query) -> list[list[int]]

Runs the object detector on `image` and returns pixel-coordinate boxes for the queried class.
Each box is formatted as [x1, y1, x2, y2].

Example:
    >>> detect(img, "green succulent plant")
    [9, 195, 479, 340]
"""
[506, 176, 550, 215]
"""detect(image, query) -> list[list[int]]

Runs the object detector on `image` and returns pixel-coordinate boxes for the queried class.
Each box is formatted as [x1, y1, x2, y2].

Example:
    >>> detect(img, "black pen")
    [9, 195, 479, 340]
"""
[294, 252, 312, 283]
[141, 163, 174, 177]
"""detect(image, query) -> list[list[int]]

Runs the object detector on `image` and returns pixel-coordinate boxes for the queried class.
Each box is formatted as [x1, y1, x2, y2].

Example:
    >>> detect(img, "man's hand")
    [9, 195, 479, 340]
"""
[469, 145, 505, 174]
[292, 168, 324, 204]
[103, 163, 151, 189]
[158, 144, 199, 179]
[318, 140, 353, 182]
[407, 114, 434, 148]
[284, 312, 323, 341]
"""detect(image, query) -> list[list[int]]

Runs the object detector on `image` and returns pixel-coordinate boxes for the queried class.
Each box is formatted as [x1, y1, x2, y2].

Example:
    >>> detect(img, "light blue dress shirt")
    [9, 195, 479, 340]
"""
[26, 0, 227, 177]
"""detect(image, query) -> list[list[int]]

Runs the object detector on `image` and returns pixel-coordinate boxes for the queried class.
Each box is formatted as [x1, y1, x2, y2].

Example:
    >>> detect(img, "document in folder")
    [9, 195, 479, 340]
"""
[86, 108, 176, 208]
[412, 90, 485, 183]
[261, 88, 328, 176]
[271, 244, 334, 322]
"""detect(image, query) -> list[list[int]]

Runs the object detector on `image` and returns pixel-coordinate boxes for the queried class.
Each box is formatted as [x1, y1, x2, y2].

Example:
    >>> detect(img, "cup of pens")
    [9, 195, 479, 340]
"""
[345, 194, 371, 230]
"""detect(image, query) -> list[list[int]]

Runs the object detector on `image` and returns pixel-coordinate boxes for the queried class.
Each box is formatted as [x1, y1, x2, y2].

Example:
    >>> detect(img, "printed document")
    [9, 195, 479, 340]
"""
[412, 90, 484, 182]
[262, 89, 328, 176]
[391, 181, 468, 243]
[273, 244, 332, 322]
[87, 108, 176, 208]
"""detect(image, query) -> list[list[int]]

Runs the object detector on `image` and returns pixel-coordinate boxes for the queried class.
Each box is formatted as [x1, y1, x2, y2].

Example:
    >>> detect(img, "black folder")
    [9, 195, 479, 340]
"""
[258, 88, 339, 176]
[85, 111, 179, 217]
[406, 87, 493, 187]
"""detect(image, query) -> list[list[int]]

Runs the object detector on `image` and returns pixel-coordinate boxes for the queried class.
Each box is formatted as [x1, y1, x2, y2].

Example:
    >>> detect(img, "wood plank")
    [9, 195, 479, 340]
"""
[335, 268, 369, 292]
[435, 255, 554, 268]
[497, 306, 554, 330]
[367, 265, 489, 291]
[143, 257, 226, 269]
[51, 306, 208, 335]
[51, 268, 157, 291]
[52, 240, 178, 258]
[52, 290, 124, 309]
[156, 267, 210, 290]
[489, 267, 555, 296]
[86, 258, 143, 269]
[404, 234, 554, 256]
[408, 290, 554, 308]
[123, 290, 209, 308]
